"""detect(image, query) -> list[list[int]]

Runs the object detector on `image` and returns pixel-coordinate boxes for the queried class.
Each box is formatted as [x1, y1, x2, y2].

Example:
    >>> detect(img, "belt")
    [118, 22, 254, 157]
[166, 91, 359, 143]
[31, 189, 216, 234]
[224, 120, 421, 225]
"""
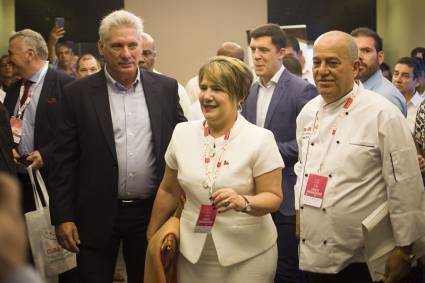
[118, 197, 154, 208]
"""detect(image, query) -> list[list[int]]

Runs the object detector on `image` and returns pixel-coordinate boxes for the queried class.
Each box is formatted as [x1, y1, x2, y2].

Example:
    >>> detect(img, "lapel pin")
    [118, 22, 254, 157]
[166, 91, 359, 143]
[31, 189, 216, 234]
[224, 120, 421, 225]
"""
[224, 160, 229, 166]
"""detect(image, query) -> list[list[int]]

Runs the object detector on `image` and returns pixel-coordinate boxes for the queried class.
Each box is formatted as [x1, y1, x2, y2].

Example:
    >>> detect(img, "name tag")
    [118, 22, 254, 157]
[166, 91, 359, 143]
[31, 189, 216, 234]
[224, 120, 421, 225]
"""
[194, 204, 217, 233]
[302, 174, 328, 208]
[10, 117, 23, 144]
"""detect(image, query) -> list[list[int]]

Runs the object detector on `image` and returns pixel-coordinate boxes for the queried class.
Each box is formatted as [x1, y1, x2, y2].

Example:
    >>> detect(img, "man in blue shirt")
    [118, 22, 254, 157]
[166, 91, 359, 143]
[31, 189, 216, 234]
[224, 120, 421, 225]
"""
[351, 27, 407, 116]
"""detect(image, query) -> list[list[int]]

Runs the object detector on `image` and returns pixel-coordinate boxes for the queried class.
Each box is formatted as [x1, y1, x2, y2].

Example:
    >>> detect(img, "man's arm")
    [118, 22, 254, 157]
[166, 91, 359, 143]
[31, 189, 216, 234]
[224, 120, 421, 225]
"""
[173, 80, 187, 123]
[48, 84, 81, 253]
[382, 113, 425, 282]
[48, 85, 79, 225]
[47, 26, 65, 64]
[35, 72, 75, 170]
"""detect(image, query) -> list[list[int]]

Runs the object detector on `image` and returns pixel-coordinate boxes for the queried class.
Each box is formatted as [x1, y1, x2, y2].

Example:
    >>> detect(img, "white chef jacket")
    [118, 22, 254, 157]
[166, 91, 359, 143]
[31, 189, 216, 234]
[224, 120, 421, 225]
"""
[294, 82, 425, 273]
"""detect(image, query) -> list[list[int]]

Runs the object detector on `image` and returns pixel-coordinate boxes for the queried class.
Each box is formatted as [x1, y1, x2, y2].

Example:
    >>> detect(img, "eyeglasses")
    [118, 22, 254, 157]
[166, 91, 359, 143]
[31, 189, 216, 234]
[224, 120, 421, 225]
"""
[142, 50, 156, 57]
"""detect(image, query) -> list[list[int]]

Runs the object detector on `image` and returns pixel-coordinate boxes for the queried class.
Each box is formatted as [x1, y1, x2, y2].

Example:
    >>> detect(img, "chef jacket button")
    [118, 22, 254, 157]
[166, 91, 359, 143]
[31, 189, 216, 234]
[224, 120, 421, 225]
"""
[305, 173, 308, 177]
[322, 208, 326, 212]
[336, 140, 340, 144]
[323, 240, 327, 245]
[302, 238, 306, 243]
[328, 174, 332, 178]
[311, 142, 314, 146]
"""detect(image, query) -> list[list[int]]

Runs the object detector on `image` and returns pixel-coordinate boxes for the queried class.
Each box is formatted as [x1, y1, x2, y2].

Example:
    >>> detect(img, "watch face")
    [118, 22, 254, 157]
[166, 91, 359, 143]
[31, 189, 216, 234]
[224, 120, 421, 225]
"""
[246, 204, 252, 212]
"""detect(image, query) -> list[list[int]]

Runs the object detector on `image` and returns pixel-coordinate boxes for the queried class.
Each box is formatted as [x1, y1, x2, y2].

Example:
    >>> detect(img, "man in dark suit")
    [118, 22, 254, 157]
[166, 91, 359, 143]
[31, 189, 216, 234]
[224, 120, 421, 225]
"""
[4, 29, 73, 213]
[49, 10, 186, 283]
[242, 24, 318, 283]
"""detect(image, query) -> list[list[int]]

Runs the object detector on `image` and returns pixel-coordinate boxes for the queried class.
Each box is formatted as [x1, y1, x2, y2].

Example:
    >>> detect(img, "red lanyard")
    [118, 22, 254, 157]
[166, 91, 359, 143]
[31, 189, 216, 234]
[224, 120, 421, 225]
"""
[16, 81, 33, 118]
[312, 85, 358, 173]
[202, 123, 231, 195]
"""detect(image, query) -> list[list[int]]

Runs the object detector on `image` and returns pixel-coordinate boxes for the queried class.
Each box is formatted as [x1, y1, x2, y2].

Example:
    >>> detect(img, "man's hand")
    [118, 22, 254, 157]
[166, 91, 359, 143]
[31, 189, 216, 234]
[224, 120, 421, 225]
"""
[49, 26, 65, 44]
[0, 174, 26, 279]
[417, 154, 425, 173]
[55, 222, 81, 253]
[384, 247, 412, 283]
[26, 150, 44, 170]
[12, 148, 20, 164]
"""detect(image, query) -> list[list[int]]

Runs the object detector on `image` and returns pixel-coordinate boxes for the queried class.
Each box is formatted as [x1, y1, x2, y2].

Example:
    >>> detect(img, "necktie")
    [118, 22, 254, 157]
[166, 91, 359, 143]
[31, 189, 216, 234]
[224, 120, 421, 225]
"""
[20, 79, 33, 107]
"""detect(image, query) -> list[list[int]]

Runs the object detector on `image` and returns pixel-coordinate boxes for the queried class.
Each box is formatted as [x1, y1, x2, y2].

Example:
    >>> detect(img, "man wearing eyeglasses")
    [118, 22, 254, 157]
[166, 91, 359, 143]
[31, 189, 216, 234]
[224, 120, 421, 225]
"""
[138, 32, 191, 118]
[138, 33, 157, 72]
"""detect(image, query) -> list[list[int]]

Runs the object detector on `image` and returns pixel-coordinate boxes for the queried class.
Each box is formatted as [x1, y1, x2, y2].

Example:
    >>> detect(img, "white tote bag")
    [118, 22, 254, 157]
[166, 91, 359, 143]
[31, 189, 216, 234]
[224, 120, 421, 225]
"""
[24, 166, 77, 282]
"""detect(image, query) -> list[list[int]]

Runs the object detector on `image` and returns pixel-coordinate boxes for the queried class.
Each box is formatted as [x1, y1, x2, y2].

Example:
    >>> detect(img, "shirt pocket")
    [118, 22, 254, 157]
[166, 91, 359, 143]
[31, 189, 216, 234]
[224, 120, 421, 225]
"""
[348, 141, 376, 148]
[388, 147, 417, 182]
[337, 140, 379, 180]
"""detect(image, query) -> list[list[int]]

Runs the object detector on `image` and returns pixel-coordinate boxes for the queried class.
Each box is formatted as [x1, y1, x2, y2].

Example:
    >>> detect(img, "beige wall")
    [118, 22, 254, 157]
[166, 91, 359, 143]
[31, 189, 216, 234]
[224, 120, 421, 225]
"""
[0, 0, 15, 54]
[377, 0, 425, 69]
[3, 1, 423, 78]
[125, 0, 267, 84]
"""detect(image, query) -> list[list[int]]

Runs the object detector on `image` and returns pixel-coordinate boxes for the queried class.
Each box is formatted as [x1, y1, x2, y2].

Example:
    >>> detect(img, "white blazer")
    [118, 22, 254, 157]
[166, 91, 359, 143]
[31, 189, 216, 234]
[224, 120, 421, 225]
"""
[165, 115, 284, 266]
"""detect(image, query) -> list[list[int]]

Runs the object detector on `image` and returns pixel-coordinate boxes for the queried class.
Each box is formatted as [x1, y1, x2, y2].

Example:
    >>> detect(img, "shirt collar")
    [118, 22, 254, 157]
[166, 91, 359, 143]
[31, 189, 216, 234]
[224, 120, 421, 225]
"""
[29, 61, 48, 85]
[363, 69, 383, 90]
[321, 81, 362, 111]
[202, 112, 245, 144]
[104, 65, 140, 92]
[302, 67, 310, 76]
[257, 65, 285, 88]
[409, 91, 423, 107]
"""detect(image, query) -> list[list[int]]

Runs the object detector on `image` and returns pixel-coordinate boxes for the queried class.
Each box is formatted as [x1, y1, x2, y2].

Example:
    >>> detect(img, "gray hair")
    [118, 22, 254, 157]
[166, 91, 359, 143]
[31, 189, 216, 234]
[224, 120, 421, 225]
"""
[9, 29, 48, 60]
[141, 32, 155, 49]
[99, 10, 144, 43]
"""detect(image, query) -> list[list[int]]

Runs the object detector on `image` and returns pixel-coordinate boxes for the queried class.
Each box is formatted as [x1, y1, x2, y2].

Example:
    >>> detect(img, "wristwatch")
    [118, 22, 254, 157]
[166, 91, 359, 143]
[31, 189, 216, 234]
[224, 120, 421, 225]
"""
[396, 248, 416, 264]
[241, 195, 252, 213]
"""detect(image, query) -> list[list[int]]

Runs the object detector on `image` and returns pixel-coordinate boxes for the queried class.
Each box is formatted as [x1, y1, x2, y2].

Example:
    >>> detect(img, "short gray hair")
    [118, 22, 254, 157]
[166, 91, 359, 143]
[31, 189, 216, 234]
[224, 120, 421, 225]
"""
[9, 29, 48, 60]
[99, 10, 144, 43]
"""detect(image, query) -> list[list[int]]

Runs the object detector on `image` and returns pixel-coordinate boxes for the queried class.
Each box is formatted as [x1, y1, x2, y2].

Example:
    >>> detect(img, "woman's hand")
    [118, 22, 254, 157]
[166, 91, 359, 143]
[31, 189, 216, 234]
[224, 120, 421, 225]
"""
[210, 188, 246, 213]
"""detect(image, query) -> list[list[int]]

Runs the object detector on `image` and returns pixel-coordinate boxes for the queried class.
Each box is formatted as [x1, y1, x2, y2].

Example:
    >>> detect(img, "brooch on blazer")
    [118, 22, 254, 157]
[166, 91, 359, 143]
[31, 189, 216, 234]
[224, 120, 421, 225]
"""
[47, 97, 57, 104]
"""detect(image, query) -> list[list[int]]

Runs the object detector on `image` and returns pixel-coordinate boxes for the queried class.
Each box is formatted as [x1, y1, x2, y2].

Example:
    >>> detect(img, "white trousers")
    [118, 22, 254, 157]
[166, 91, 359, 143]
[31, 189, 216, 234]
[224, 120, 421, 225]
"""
[177, 235, 277, 283]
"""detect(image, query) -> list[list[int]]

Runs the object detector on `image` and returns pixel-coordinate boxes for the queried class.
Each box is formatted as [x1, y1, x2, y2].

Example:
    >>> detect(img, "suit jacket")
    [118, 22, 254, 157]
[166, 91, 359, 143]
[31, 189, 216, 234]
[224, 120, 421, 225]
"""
[242, 69, 318, 215]
[49, 69, 186, 248]
[0, 103, 16, 174]
[3, 67, 74, 172]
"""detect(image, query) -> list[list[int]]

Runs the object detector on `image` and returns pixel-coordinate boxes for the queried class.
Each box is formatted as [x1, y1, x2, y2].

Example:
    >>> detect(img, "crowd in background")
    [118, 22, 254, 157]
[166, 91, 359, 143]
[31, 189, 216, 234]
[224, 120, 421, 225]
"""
[0, 8, 425, 283]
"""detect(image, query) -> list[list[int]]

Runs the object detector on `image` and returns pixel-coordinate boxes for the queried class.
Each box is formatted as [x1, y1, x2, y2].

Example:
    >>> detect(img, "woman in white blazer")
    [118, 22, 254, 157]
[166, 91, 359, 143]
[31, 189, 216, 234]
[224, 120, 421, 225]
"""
[147, 56, 284, 283]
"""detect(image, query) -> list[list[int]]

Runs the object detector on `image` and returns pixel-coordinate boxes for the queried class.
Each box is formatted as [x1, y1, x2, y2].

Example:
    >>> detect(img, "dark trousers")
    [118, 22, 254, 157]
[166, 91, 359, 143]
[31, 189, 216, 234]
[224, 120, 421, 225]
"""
[76, 197, 154, 283]
[273, 213, 303, 283]
[304, 263, 420, 283]
[304, 263, 373, 283]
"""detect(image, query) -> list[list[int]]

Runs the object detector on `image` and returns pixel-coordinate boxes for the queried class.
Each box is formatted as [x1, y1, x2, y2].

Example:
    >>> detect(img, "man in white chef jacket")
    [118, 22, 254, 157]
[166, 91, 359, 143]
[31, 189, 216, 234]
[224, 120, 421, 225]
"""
[294, 30, 425, 283]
